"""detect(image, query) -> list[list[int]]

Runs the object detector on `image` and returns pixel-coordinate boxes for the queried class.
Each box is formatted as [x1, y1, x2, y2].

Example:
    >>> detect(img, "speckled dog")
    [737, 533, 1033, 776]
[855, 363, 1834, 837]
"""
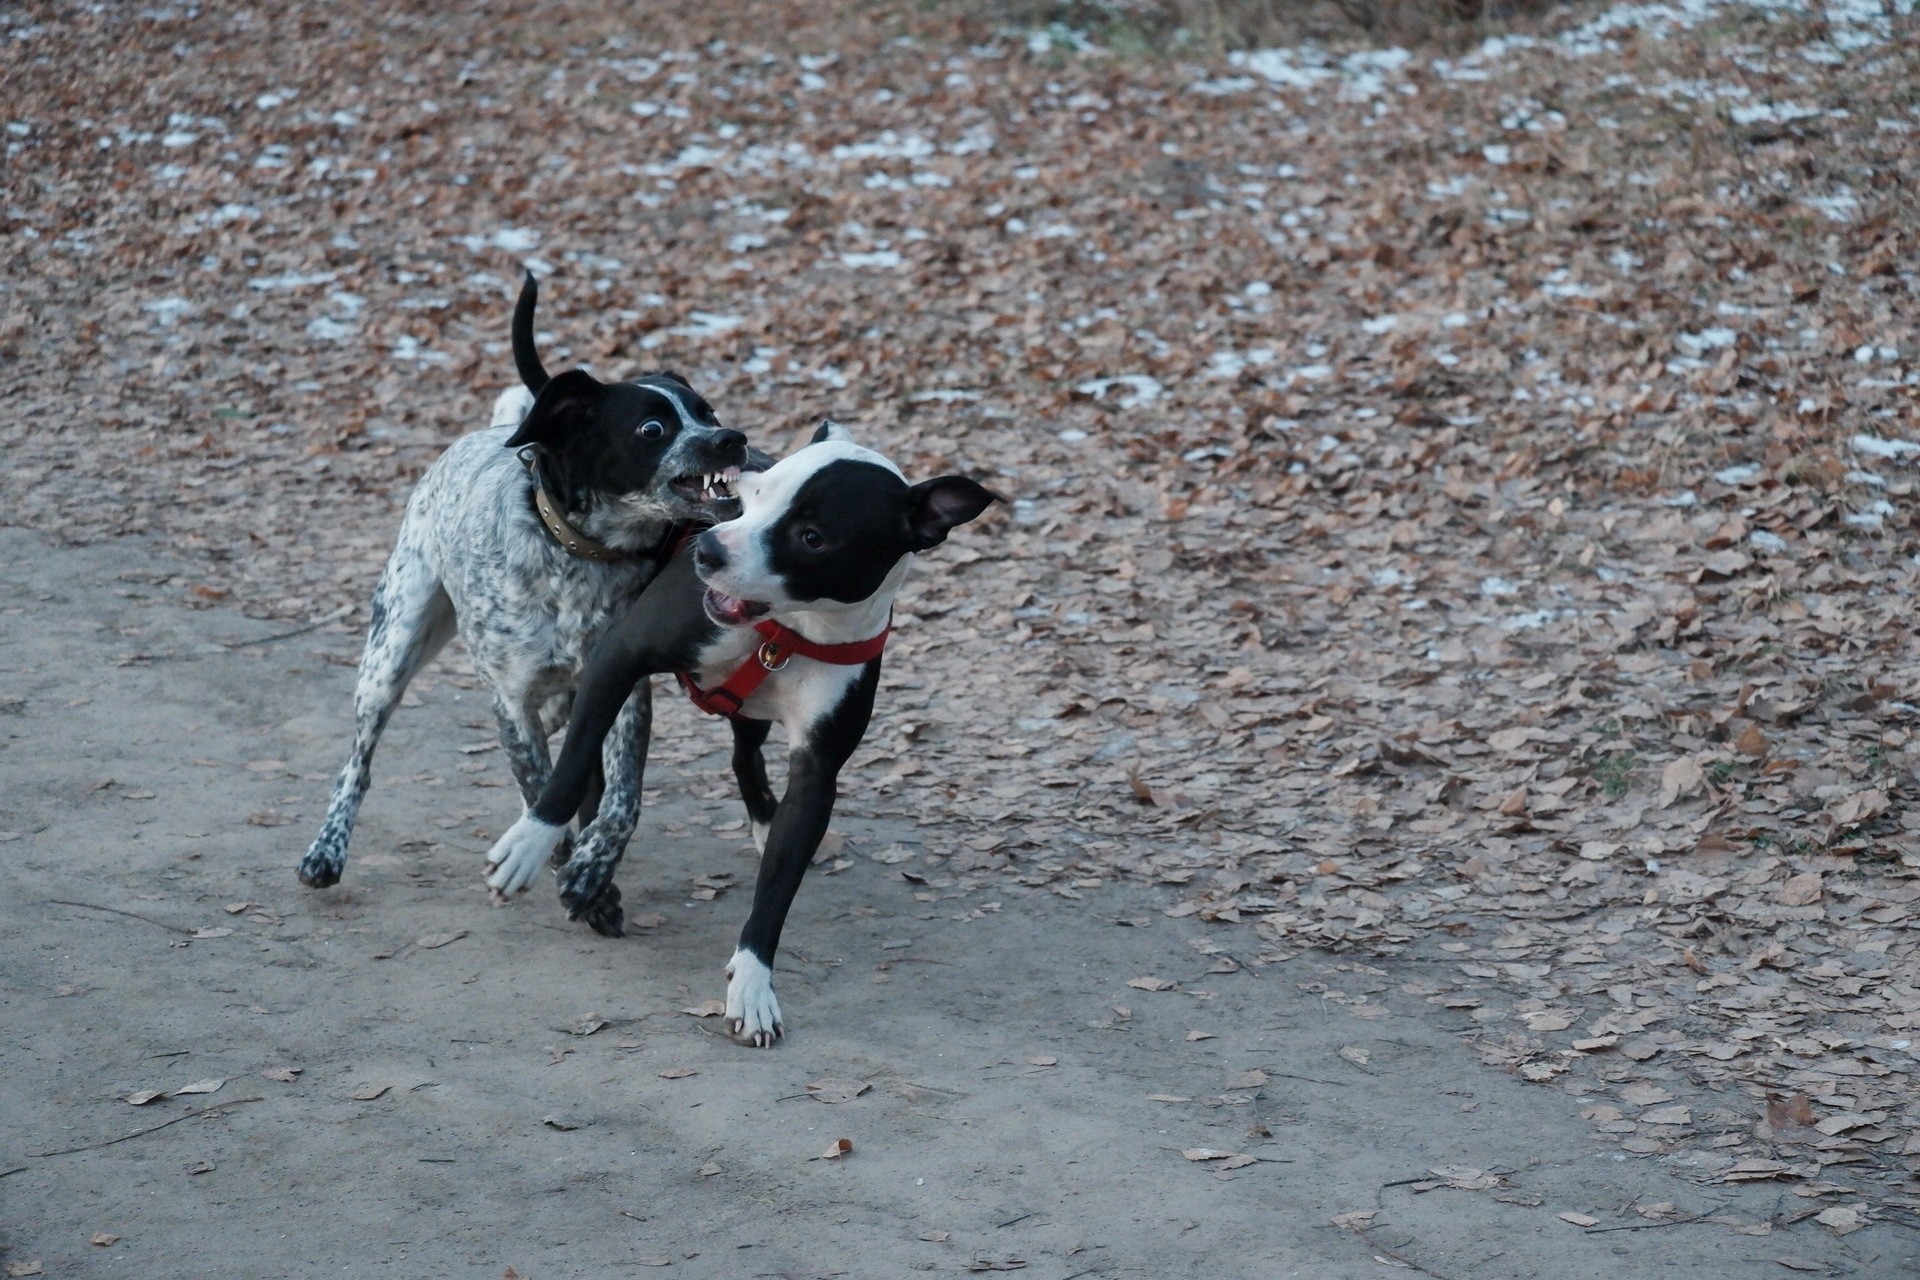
[297, 275, 761, 935]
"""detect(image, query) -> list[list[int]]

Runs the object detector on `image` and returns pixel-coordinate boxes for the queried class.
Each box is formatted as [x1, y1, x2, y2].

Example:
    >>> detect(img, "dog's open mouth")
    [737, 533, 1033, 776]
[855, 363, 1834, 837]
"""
[703, 587, 771, 627]
[671, 467, 741, 507]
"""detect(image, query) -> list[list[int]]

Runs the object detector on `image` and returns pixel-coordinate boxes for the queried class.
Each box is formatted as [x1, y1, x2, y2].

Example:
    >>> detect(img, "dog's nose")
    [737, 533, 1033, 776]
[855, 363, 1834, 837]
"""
[694, 530, 728, 573]
[712, 428, 746, 462]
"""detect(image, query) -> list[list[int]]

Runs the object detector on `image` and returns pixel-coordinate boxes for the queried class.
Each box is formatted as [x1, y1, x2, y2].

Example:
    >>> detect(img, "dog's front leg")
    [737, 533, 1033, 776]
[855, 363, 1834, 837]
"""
[725, 666, 878, 1046]
[725, 748, 844, 1047]
[556, 680, 652, 937]
[486, 618, 659, 900]
[492, 691, 554, 810]
[728, 715, 778, 852]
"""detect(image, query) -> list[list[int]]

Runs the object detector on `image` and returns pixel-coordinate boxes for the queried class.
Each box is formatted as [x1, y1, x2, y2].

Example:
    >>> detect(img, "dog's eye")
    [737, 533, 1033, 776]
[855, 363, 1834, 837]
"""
[799, 528, 824, 551]
[638, 420, 666, 440]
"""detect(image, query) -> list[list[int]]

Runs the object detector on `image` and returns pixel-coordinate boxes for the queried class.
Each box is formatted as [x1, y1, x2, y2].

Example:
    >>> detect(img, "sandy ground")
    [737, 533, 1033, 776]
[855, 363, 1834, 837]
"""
[3, 526, 1915, 1278]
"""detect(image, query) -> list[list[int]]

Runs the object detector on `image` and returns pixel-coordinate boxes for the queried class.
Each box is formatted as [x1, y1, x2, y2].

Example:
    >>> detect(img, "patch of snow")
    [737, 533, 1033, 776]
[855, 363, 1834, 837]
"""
[1674, 327, 1737, 355]
[1852, 434, 1920, 459]
[1207, 349, 1276, 379]
[1075, 375, 1164, 409]
[832, 131, 935, 162]
[248, 270, 338, 291]
[142, 297, 194, 324]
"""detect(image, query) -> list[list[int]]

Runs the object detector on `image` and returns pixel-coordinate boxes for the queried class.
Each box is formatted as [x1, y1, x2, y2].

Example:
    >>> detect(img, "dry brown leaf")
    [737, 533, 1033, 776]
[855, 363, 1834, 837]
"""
[348, 1083, 390, 1101]
[173, 1078, 224, 1096]
[657, 1067, 698, 1080]
[1126, 976, 1176, 992]
[819, 1137, 853, 1160]
[1657, 757, 1705, 808]
[805, 1078, 872, 1103]
[125, 1089, 164, 1106]
[1814, 1206, 1864, 1235]
[679, 1000, 725, 1018]
[415, 930, 467, 949]
[1181, 1148, 1236, 1161]
[1768, 1094, 1816, 1129]
[91, 1232, 120, 1247]
[1776, 873, 1823, 906]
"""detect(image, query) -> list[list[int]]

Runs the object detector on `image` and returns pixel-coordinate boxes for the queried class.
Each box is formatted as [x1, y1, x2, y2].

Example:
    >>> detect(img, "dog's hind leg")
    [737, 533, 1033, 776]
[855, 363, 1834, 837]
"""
[298, 549, 455, 888]
[555, 680, 651, 937]
[729, 715, 779, 853]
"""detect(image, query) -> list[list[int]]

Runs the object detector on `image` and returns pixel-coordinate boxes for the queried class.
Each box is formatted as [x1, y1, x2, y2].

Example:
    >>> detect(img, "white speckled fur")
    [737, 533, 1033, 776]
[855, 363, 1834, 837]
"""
[297, 394, 682, 897]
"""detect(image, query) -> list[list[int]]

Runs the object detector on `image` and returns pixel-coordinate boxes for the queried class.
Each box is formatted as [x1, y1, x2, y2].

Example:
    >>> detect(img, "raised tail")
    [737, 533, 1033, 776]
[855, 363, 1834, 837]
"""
[511, 271, 549, 393]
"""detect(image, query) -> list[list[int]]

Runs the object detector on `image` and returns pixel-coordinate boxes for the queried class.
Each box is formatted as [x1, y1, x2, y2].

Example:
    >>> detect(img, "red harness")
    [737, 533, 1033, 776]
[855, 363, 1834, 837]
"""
[677, 616, 890, 719]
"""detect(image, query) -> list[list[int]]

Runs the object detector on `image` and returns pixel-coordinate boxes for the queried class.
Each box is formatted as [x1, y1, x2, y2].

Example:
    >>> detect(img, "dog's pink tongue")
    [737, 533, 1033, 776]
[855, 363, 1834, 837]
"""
[708, 589, 752, 626]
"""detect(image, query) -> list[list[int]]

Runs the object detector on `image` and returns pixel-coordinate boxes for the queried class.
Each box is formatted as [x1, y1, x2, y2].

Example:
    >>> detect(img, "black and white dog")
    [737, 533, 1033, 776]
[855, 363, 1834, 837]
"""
[298, 275, 760, 936]
[482, 423, 997, 1045]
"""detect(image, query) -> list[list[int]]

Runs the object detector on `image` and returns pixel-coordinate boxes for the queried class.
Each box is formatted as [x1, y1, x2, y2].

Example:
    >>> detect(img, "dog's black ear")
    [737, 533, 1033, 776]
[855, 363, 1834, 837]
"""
[904, 476, 999, 551]
[505, 368, 601, 450]
[511, 272, 549, 394]
[811, 419, 853, 446]
[649, 369, 693, 390]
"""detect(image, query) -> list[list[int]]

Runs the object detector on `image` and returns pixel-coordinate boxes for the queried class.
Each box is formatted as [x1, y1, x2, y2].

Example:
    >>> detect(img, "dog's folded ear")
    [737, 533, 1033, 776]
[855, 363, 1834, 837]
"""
[649, 369, 693, 390]
[505, 368, 602, 450]
[904, 476, 1000, 550]
[810, 419, 854, 446]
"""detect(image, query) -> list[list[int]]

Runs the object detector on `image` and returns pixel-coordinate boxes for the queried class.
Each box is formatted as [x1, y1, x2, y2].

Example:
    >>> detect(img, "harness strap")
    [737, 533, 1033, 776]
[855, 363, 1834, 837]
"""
[677, 614, 891, 719]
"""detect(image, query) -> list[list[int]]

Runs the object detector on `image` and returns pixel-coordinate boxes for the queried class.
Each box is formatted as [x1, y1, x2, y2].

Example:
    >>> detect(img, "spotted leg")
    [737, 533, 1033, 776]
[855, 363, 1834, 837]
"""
[298, 546, 456, 888]
[555, 679, 651, 936]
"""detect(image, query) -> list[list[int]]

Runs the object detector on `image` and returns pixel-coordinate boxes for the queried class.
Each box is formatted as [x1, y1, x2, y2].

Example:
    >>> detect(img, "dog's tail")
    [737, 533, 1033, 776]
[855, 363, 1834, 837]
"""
[512, 271, 549, 393]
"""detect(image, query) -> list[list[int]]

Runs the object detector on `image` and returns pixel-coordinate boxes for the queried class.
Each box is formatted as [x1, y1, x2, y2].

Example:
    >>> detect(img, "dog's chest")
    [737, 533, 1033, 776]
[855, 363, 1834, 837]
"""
[689, 633, 864, 730]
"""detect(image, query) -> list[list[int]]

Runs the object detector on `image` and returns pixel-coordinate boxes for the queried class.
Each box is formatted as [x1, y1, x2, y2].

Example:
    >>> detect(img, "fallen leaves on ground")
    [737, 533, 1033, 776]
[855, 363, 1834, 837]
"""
[7, 0, 1920, 1220]
[818, 1137, 854, 1160]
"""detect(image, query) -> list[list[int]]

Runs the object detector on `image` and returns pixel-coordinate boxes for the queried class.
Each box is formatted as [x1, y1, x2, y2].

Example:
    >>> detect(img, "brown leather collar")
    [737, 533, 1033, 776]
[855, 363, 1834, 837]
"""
[520, 447, 628, 563]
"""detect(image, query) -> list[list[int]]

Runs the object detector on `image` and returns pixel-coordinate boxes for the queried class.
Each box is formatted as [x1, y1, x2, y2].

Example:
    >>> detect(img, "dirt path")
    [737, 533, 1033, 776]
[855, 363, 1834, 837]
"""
[2, 527, 1910, 1277]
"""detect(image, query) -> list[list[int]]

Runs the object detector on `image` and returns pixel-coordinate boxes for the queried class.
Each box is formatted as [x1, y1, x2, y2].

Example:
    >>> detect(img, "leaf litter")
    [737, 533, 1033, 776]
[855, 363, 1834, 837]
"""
[5, 0, 1920, 1225]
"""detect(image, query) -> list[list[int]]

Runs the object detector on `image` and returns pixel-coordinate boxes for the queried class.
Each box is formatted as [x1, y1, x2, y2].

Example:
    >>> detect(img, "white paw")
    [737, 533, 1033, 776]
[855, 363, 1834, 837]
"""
[484, 815, 565, 896]
[724, 948, 783, 1048]
[750, 820, 770, 854]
